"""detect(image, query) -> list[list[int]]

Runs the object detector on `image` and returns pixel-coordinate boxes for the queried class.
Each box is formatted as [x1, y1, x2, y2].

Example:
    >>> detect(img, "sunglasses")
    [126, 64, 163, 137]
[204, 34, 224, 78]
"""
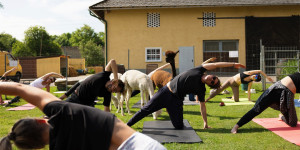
[210, 76, 217, 85]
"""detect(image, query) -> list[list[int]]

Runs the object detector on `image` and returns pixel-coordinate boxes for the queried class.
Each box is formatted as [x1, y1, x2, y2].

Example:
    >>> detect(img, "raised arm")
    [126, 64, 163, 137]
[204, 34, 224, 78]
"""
[202, 57, 217, 64]
[202, 62, 245, 71]
[105, 59, 119, 80]
[147, 63, 171, 78]
[247, 82, 253, 101]
[0, 82, 59, 110]
[245, 70, 274, 82]
[1, 67, 16, 77]
[41, 72, 64, 80]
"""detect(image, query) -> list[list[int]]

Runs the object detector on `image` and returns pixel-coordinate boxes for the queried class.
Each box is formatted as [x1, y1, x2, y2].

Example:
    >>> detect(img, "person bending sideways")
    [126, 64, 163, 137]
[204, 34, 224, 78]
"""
[0, 67, 17, 104]
[0, 82, 166, 150]
[5, 72, 64, 107]
[60, 59, 124, 112]
[206, 70, 273, 102]
[231, 72, 299, 134]
[127, 62, 246, 129]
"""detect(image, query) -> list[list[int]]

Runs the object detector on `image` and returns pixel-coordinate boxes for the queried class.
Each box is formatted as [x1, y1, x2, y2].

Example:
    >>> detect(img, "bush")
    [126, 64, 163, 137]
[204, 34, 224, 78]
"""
[279, 59, 298, 79]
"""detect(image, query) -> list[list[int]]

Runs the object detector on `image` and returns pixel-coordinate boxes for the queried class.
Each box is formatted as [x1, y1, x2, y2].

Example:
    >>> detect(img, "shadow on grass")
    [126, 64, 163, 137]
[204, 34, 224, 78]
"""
[195, 127, 267, 133]
[206, 114, 240, 120]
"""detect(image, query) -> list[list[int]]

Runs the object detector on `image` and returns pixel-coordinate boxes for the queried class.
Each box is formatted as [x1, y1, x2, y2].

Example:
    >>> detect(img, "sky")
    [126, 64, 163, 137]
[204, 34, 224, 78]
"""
[0, 0, 105, 41]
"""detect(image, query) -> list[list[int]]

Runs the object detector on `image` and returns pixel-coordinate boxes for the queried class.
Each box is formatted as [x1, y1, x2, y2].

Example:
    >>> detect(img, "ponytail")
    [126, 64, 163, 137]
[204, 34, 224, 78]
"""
[0, 135, 13, 150]
[0, 118, 49, 150]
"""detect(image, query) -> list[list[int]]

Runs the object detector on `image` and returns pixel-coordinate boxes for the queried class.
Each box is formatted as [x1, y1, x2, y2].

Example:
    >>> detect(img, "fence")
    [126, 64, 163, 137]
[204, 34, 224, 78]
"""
[260, 42, 299, 90]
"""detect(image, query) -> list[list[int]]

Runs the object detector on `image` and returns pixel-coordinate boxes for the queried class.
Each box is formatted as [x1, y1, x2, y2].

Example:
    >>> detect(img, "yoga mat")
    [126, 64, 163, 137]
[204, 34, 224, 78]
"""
[294, 99, 300, 107]
[222, 98, 254, 106]
[183, 99, 199, 105]
[253, 118, 300, 146]
[132, 100, 142, 108]
[142, 119, 202, 143]
[7, 103, 36, 111]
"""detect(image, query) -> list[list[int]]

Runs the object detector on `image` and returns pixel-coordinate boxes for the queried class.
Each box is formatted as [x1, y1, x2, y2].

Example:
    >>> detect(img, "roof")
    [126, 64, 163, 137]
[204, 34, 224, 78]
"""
[90, 0, 300, 10]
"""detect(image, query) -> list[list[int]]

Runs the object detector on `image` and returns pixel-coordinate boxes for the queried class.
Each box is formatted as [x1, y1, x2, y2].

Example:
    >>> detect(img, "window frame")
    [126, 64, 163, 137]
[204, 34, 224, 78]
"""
[203, 40, 239, 52]
[145, 47, 162, 62]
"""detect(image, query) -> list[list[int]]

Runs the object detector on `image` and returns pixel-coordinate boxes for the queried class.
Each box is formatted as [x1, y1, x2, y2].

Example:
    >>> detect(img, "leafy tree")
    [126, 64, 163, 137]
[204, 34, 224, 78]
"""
[70, 24, 100, 48]
[55, 33, 72, 46]
[0, 33, 18, 51]
[24, 26, 62, 56]
[80, 40, 104, 66]
[11, 41, 32, 57]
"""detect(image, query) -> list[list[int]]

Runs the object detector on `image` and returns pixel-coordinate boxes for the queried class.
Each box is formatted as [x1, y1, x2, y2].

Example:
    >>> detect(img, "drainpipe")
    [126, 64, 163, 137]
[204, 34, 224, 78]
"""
[89, 10, 108, 64]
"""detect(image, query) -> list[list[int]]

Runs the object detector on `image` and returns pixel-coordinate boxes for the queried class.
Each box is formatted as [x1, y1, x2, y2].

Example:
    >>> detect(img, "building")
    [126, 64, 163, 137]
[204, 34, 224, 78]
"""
[89, 0, 300, 75]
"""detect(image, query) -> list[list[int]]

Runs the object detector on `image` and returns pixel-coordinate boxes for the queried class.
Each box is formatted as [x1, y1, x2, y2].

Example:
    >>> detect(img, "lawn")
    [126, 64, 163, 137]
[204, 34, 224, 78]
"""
[1, 83, 300, 150]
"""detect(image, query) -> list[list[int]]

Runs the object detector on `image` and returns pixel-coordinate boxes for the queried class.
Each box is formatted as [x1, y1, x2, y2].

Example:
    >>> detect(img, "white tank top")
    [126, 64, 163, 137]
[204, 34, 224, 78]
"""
[30, 78, 46, 89]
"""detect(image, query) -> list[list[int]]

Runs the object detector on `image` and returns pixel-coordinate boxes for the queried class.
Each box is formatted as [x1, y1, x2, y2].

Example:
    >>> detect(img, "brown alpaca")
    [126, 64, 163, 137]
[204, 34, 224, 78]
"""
[150, 50, 178, 90]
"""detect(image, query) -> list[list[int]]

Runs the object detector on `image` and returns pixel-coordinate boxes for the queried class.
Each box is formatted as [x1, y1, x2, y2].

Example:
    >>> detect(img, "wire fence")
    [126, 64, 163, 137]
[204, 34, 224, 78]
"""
[260, 42, 299, 90]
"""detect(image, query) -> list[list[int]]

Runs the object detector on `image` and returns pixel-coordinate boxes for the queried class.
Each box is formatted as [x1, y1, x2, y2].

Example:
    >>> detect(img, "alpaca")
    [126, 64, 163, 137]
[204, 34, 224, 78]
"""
[109, 73, 122, 110]
[150, 50, 179, 90]
[118, 70, 161, 118]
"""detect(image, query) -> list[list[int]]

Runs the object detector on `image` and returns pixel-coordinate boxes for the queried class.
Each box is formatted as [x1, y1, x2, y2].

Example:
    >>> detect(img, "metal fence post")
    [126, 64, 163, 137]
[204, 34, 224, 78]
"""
[260, 39, 266, 90]
[297, 51, 299, 72]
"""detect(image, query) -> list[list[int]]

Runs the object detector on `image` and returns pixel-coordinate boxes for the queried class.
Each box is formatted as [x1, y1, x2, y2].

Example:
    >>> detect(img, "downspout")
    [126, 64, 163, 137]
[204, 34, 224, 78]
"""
[89, 10, 108, 64]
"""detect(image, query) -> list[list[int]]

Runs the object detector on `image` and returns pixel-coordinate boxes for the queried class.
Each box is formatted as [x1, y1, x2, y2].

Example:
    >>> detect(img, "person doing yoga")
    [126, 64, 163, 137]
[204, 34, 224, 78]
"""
[5, 72, 64, 107]
[206, 70, 273, 102]
[59, 59, 124, 112]
[231, 72, 299, 133]
[0, 82, 166, 150]
[127, 62, 245, 129]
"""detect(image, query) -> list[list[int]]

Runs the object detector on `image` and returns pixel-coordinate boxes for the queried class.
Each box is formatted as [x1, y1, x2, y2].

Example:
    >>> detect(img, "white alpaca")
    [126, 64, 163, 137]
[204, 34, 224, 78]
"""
[109, 73, 122, 110]
[118, 70, 162, 119]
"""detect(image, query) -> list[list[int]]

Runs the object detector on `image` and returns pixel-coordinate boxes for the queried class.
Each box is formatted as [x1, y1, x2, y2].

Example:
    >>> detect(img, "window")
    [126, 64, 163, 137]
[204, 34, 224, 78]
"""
[147, 13, 160, 27]
[145, 47, 161, 62]
[203, 12, 216, 27]
[203, 40, 238, 52]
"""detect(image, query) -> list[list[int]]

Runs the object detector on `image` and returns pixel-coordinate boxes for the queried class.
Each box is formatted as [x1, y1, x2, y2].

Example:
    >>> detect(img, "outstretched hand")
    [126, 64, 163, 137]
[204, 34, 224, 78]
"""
[234, 63, 246, 69]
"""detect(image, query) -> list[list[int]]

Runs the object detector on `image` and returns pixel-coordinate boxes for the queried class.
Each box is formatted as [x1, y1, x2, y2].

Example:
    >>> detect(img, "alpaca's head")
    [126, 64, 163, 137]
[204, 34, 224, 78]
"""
[165, 50, 179, 63]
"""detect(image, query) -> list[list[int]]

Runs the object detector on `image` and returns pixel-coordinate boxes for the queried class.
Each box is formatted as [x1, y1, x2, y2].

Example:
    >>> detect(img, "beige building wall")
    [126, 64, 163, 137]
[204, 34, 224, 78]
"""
[69, 58, 86, 70]
[105, 5, 300, 69]
[36, 57, 61, 77]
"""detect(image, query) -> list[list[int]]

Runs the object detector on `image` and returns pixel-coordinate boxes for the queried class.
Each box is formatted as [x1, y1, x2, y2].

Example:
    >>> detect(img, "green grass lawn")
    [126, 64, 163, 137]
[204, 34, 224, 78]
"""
[1, 83, 300, 150]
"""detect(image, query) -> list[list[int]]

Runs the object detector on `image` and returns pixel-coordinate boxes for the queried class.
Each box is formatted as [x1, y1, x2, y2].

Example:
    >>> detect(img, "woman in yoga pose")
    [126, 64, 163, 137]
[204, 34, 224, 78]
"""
[0, 82, 166, 150]
[231, 72, 299, 133]
[206, 70, 273, 102]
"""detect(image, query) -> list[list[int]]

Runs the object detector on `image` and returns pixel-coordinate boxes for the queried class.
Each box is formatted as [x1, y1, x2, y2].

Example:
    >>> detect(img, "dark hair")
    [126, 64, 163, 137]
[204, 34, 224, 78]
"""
[254, 74, 261, 82]
[0, 118, 49, 150]
[208, 78, 221, 89]
[106, 79, 125, 93]
[49, 77, 56, 82]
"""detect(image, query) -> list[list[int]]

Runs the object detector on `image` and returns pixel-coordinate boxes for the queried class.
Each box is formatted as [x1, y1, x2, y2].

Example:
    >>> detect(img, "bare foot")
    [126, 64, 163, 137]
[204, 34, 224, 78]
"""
[231, 124, 239, 134]
[278, 114, 283, 121]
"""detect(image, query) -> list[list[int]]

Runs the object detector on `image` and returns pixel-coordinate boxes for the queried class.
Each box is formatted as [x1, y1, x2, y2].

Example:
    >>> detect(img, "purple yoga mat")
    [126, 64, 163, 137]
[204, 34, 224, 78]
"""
[7, 103, 36, 111]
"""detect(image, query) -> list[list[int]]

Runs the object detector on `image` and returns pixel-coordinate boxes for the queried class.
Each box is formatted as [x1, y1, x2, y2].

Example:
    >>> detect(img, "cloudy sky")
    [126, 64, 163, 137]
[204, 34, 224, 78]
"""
[0, 0, 105, 41]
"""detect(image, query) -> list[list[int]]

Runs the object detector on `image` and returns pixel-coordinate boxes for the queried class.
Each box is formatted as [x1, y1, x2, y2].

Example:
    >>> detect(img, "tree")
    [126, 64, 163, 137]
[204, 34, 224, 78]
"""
[0, 33, 18, 51]
[11, 41, 32, 57]
[70, 24, 100, 48]
[55, 33, 72, 46]
[0, 2, 3, 8]
[80, 40, 104, 66]
[24, 26, 62, 56]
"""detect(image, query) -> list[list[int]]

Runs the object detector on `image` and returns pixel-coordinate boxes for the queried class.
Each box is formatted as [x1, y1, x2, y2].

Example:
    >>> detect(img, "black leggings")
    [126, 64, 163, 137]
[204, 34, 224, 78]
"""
[237, 89, 281, 127]
[127, 86, 184, 129]
[8, 96, 21, 104]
